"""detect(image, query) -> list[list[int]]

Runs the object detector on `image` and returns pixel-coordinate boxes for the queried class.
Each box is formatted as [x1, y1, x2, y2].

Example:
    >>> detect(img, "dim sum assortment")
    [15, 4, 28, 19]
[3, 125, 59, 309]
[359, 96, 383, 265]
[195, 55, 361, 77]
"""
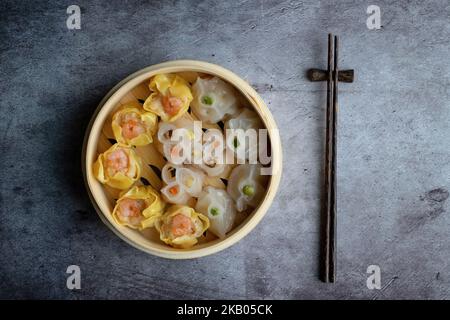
[93, 72, 270, 249]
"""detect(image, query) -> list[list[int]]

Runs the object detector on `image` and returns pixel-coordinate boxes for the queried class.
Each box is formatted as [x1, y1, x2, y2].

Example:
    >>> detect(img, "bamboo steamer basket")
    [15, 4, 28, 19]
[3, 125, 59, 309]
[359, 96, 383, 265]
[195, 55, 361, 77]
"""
[82, 60, 282, 259]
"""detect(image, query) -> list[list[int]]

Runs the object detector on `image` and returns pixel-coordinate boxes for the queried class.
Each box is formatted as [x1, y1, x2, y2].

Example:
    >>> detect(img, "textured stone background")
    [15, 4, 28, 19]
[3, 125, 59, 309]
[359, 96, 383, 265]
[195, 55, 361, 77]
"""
[0, 0, 449, 299]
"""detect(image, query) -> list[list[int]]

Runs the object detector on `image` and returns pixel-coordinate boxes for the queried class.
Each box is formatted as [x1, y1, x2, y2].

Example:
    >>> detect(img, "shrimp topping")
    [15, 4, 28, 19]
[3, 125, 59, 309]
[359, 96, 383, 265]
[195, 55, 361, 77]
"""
[105, 148, 129, 175]
[170, 213, 194, 237]
[162, 95, 183, 116]
[120, 113, 145, 139]
[117, 198, 145, 224]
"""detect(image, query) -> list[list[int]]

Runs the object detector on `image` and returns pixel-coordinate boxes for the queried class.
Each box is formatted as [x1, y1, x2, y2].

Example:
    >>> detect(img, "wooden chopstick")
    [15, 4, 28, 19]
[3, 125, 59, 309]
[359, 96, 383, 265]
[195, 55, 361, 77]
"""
[320, 33, 333, 283]
[330, 35, 338, 282]
[321, 34, 338, 283]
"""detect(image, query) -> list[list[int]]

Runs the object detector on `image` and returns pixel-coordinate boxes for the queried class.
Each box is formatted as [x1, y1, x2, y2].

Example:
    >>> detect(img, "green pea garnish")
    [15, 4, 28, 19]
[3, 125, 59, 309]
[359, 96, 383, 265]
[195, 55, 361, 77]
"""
[210, 207, 220, 216]
[242, 185, 255, 196]
[202, 95, 213, 105]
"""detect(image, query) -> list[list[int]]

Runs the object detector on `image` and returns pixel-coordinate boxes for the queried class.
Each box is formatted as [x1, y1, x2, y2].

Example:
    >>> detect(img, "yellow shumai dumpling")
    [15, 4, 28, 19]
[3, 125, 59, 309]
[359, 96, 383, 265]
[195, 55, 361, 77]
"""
[93, 143, 141, 190]
[112, 185, 165, 230]
[143, 74, 193, 122]
[155, 205, 210, 249]
[111, 107, 157, 146]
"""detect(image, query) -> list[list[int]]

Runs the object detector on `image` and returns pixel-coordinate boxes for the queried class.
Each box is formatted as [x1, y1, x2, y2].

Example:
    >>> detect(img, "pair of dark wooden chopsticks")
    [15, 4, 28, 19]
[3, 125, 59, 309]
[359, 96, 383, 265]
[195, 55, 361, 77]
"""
[308, 34, 354, 283]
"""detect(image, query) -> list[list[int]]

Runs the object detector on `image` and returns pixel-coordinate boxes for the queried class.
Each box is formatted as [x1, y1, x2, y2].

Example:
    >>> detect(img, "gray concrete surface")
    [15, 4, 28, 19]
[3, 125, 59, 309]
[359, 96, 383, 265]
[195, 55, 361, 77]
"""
[0, 0, 449, 299]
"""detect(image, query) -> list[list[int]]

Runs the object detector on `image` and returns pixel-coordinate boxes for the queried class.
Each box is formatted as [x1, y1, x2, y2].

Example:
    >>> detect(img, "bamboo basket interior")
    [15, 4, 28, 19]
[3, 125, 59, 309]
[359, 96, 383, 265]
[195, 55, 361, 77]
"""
[83, 61, 282, 259]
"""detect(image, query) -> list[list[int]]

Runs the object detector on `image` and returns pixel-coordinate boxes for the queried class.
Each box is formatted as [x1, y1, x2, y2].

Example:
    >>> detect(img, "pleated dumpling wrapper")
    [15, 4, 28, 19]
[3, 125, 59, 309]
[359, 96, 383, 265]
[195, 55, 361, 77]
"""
[191, 76, 240, 124]
[158, 117, 203, 165]
[225, 108, 265, 163]
[195, 186, 237, 239]
[227, 164, 268, 212]
[93, 143, 141, 190]
[143, 74, 193, 122]
[155, 205, 210, 249]
[112, 185, 165, 230]
[112, 107, 158, 146]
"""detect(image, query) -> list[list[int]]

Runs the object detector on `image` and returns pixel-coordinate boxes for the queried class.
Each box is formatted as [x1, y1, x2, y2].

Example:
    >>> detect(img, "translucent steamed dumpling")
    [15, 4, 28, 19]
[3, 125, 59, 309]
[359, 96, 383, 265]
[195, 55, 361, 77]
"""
[227, 164, 268, 212]
[195, 128, 228, 177]
[161, 181, 192, 205]
[157, 117, 202, 145]
[161, 162, 181, 184]
[226, 109, 263, 130]
[225, 108, 265, 163]
[176, 167, 204, 197]
[196, 151, 227, 177]
[191, 76, 240, 124]
[195, 186, 237, 239]
[160, 163, 205, 204]
[157, 117, 202, 165]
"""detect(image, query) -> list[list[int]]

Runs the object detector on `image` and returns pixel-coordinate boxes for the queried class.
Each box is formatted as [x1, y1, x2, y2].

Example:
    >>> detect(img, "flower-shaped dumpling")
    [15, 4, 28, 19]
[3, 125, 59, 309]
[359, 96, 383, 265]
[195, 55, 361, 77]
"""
[227, 164, 268, 212]
[158, 117, 203, 165]
[195, 186, 237, 239]
[143, 74, 193, 122]
[112, 107, 158, 146]
[225, 108, 264, 162]
[155, 205, 210, 249]
[112, 185, 165, 229]
[191, 76, 240, 123]
[93, 143, 141, 190]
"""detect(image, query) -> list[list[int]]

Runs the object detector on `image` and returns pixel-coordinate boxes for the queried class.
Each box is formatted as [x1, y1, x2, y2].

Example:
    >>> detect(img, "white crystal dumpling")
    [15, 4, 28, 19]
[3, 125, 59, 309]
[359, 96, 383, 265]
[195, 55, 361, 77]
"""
[227, 164, 268, 212]
[195, 186, 237, 238]
[191, 76, 240, 123]
[225, 108, 265, 162]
